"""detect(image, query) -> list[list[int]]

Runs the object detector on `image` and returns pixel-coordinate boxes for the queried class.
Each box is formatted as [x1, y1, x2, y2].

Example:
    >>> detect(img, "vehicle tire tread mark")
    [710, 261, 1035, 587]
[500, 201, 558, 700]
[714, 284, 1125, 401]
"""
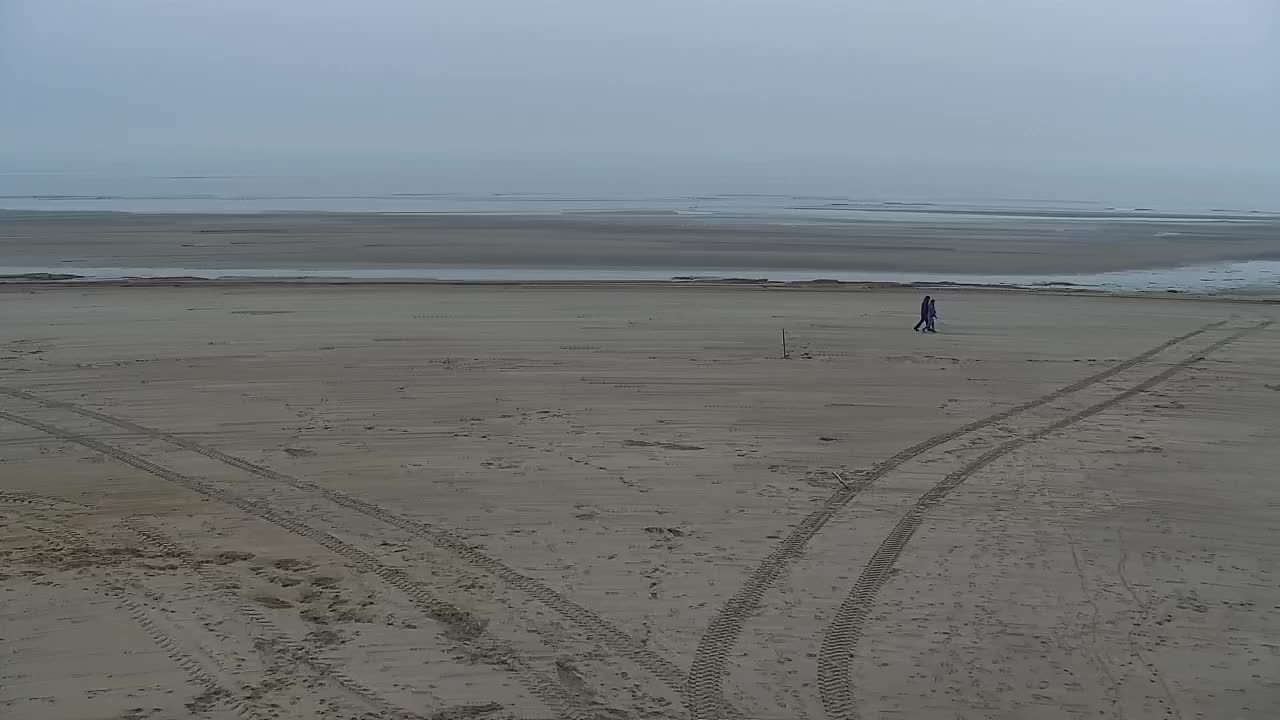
[0, 411, 590, 720]
[816, 322, 1266, 720]
[685, 320, 1224, 719]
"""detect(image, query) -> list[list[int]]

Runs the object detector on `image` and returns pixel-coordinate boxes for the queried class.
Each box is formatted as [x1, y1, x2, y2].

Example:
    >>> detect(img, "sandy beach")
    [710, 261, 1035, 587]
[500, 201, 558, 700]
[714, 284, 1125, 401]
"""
[4, 210, 1280, 277]
[1, 282, 1278, 719]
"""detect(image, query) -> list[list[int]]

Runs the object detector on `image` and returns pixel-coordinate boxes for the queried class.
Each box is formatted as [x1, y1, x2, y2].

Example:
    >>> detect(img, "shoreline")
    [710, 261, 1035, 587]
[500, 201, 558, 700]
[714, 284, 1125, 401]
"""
[3, 258, 1279, 296]
[3, 275, 1278, 305]
[5, 209, 1280, 278]
[4, 205, 1277, 221]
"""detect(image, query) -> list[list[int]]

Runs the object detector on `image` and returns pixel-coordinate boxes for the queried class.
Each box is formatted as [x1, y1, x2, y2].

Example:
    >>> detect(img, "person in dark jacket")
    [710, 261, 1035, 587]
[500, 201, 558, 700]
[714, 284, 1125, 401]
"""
[926, 298, 938, 332]
[913, 295, 931, 331]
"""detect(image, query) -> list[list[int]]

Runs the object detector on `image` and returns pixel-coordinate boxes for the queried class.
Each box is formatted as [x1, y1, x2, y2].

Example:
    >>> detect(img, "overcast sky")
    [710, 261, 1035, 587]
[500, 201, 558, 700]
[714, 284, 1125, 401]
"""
[2, 1, 1276, 204]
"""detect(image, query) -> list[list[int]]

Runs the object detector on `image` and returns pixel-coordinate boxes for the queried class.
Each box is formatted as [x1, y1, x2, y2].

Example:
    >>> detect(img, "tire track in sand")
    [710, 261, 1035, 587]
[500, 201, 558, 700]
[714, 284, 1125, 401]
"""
[0, 409, 594, 720]
[685, 320, 1224, 719]
[122, 517, 430, 720]
[816, 321, 1267, 720]
[28, 522, 269, 720]
[0, 385, 692, 712]
[0, 490, 91, 508]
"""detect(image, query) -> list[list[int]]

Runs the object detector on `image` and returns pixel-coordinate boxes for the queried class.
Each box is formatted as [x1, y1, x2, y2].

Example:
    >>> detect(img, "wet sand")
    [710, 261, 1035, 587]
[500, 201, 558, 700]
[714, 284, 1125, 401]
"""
[1, 283, 1278, 719]
[4, 210, 1280, 275]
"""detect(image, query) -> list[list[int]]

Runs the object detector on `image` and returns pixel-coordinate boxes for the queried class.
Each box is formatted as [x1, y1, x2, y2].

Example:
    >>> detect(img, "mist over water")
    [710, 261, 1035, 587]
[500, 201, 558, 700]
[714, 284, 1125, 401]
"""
[4, 2, 1278, 212]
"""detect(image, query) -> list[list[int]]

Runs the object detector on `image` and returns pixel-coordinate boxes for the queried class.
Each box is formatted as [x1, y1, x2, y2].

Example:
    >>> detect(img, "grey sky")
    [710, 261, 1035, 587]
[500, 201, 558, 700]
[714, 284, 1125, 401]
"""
[2, 1, 1276, 204]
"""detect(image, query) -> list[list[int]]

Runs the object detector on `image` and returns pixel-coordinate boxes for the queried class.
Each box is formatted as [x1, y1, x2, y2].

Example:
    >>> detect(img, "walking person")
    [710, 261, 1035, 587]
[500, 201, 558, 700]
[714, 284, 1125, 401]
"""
[913, 295, 931, 331]
[925, 297, 938, 333]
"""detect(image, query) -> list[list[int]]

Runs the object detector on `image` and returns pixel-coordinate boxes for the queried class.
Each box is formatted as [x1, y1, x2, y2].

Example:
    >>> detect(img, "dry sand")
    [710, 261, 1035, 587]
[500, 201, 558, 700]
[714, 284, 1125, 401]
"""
[1, 283, 1278, 719]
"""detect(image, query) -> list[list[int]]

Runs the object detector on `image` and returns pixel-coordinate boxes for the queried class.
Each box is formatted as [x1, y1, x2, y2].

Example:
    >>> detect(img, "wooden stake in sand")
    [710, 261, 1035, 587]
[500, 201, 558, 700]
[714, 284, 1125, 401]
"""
[782, 329, 790, 359]
[832, 471, 849, 489]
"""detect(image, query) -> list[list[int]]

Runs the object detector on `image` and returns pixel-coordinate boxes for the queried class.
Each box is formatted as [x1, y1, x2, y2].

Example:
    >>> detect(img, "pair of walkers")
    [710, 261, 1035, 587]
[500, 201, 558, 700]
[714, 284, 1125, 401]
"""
[913, 295, 938, 333]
